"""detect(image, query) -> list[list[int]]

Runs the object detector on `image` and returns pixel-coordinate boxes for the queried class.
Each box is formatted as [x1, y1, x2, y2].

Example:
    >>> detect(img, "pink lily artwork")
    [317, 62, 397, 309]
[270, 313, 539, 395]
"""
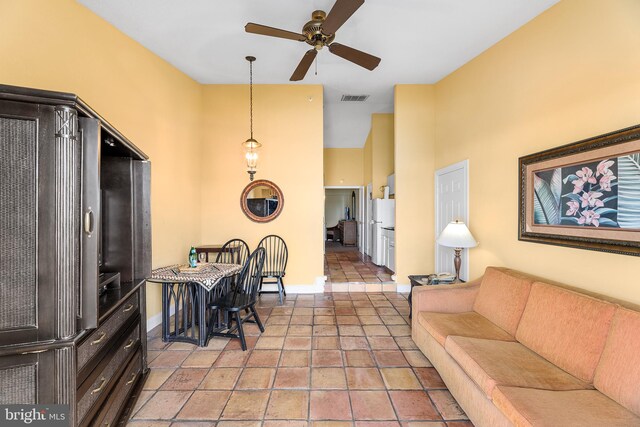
[533, 153, 640, 228]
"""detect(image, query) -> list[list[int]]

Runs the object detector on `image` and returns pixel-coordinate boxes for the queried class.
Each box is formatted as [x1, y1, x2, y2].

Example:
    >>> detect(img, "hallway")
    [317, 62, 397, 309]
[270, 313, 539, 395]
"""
[324, 242, 394, 284]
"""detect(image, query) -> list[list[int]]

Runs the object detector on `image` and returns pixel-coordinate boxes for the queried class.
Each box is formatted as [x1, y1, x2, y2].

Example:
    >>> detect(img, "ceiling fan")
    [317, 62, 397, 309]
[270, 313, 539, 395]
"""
[245, 0, 381, 81]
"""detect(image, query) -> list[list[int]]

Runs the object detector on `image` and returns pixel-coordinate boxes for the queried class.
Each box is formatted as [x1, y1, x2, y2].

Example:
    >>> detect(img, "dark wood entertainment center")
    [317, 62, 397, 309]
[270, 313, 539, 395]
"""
[0, 84, 151, 425]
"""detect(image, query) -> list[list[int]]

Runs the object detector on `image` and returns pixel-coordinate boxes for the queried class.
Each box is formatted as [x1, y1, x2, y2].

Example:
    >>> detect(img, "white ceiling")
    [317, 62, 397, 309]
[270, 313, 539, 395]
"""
[78, 0, 559, 148]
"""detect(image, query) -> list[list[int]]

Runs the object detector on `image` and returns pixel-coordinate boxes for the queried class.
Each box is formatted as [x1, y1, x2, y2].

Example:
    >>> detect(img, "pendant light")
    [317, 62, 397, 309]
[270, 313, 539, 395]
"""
[242, 56, 261, 181]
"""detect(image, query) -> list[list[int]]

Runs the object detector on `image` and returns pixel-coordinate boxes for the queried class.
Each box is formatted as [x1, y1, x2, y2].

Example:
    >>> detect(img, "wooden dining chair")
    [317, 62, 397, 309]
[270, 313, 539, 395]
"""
[215, 238, 250, 266]
[257, 234, 288, 304]
[206, 247, 266, 351]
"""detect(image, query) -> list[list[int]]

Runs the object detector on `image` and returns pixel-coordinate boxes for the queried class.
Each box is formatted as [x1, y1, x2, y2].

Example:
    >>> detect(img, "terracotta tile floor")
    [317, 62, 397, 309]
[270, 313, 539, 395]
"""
[324, 242, 394, 284]
[130, 293, 473, 427]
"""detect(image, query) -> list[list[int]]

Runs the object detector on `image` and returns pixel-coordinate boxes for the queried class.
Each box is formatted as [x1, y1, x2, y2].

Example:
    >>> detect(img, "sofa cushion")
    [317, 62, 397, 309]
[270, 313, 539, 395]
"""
[515, 282, 616, 382]
[493, 386, 640, 427]
[445, 336, 592, 399]
[594, 307, 640, 416]
[473, 267, 533, 335]
[418, 311, 514, 346]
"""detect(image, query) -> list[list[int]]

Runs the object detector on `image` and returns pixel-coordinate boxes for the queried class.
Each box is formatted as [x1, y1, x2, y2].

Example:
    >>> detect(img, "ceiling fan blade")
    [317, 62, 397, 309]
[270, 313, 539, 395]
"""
[290, 49, 318, 81]
[245, 23, 306, 42]
[328, 43, 380, 70]
[322, 0, 364, 35]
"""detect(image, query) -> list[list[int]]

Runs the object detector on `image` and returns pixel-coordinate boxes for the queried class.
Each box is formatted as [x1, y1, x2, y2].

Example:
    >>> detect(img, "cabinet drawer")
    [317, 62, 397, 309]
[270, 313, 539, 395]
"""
[77, 322, 140, 424]
[93, 349, 142, 427]
[78, 293, 138, 372]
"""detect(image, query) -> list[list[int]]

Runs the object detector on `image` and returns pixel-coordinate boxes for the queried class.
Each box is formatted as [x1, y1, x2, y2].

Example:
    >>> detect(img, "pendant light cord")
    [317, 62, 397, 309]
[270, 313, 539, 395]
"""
[249, 59, 253, 140]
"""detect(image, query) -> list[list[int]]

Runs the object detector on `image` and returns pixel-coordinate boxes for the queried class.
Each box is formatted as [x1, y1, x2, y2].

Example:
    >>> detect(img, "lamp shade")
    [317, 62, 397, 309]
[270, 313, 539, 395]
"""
[437, 220, 478, 248]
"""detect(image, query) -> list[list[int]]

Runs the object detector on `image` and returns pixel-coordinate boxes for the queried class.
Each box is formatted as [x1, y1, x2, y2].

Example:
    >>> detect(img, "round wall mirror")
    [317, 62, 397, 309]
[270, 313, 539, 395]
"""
[240, 179, 284, 223]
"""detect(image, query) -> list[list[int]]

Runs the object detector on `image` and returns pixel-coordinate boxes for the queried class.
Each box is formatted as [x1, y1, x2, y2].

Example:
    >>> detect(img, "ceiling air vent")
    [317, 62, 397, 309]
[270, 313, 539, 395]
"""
[341, 94, 370, 102]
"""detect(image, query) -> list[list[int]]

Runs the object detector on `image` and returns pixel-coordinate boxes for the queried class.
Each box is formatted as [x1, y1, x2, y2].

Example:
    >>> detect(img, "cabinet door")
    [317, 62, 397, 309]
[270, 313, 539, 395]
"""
[133, 160, 151, 280]
[78, 118, 101, 330]
[0, 346, 74, 407]
[382, 235, 389, 267]
[0, 100, 80, 345]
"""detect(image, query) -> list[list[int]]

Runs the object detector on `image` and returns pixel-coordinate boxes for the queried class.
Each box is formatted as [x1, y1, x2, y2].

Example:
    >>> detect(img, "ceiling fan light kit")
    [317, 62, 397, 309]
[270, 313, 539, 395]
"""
[245, 0, 380, 81]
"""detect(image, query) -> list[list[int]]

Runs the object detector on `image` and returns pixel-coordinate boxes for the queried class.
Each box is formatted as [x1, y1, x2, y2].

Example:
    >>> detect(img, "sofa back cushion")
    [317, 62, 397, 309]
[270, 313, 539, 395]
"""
[593, 307, 640, 416]
[515, 282, 616, 383]
[473, 267, 533, 336]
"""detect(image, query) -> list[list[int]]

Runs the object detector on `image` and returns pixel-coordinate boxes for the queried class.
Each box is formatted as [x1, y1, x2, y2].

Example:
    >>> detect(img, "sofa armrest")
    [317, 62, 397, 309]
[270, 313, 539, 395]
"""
[412, 276, 482, 316]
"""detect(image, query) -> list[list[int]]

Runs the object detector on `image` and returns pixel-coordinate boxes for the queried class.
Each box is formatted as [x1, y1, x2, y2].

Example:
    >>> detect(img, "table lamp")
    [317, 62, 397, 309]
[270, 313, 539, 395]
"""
[436, 220, 478, 282]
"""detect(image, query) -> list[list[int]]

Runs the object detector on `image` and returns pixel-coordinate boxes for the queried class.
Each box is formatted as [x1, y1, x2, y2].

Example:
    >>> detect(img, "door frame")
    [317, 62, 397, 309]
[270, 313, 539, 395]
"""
[434, 160, 470, 280]
[365, 183, 373, 256]
[324, 186, 365, 253]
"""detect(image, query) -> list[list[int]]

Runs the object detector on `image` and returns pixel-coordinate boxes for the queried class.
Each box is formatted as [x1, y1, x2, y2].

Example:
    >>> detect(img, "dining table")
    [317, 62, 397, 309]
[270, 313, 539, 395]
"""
[148, 262, 242, 347]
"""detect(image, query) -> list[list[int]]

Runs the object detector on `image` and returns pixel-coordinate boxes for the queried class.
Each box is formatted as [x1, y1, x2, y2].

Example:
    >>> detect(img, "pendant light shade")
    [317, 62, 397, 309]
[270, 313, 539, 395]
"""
[243, 56, 261, 181]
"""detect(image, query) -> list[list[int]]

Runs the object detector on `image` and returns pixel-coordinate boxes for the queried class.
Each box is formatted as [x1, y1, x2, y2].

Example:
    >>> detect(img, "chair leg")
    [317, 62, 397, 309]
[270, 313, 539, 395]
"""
[235, 311, 247, 351]
[206, 309, 219, 339]
[277, 277, 284, 305]
[281, 277, 286, 296]
[250, 304, 265, 333]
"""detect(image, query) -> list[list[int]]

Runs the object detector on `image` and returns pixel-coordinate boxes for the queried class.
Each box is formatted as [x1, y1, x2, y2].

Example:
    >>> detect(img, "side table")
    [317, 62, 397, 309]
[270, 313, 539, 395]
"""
[408, 275, 465, 319]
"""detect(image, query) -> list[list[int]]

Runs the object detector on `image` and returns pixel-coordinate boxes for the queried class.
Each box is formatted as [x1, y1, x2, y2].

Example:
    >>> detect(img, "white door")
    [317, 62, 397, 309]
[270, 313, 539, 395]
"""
[435, 160, 469, 279]
[365, 182, 373, 256]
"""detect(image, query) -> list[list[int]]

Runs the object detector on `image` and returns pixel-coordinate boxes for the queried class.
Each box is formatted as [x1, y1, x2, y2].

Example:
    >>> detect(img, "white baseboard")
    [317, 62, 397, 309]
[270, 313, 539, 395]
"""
[396, 284, 411, 293]
[147, 304, 174, 332]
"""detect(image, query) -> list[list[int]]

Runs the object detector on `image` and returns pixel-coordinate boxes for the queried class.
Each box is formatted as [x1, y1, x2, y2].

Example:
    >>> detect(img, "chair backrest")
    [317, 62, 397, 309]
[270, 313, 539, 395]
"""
[234, 247, 266, 303]
[257, 235, 288, 277]
[216, 239, 250, 266]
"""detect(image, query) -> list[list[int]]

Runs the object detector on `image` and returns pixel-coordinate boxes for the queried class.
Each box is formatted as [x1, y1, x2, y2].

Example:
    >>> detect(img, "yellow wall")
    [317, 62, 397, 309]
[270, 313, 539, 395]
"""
[200, 85, 324, 286]
[422, 0, 640, 303]
[363, 132, 373, 186]
[0, 0, 203, 319]
[394, 86, 437, 283]
[324, 148, 364, 186]
[371, 114, 395, 198]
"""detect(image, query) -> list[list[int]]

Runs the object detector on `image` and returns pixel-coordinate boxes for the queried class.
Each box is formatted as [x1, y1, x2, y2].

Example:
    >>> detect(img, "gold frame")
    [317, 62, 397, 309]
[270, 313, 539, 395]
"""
[518, 124, 640, 256]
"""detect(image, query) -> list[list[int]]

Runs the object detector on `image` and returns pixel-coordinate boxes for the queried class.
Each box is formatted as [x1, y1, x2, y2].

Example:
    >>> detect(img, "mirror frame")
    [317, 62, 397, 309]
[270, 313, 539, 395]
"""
[240, 179, 284, 223]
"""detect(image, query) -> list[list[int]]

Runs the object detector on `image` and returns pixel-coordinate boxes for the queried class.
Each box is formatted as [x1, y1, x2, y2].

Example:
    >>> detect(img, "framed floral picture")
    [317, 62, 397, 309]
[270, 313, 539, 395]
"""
[519, 124, 640, 256]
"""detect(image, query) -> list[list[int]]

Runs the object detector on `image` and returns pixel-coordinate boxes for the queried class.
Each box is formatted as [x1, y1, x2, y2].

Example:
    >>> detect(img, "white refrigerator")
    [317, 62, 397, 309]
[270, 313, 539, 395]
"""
[371, 199, 395, 266]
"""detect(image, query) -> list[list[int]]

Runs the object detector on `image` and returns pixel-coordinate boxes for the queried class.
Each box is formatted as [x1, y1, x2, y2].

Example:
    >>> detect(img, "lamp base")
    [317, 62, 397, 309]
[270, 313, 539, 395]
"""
[453, 248, 462, 282]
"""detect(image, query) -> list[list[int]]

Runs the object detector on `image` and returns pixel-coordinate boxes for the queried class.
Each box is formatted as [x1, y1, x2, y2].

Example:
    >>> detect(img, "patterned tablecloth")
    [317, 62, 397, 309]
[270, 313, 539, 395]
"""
[148, 262, 242, 292]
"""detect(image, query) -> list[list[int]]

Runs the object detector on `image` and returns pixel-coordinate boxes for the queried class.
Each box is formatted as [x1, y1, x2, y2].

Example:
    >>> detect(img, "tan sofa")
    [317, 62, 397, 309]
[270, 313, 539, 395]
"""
[411, 266, 640, 427]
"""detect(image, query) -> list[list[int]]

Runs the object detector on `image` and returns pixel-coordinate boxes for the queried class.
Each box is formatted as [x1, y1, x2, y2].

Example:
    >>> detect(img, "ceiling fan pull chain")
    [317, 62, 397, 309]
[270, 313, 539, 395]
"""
[315, 55, 318, 76]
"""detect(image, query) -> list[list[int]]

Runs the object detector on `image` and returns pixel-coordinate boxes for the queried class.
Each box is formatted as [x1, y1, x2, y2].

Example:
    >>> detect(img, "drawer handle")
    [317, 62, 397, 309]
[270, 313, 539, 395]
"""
[91, 332, 107, 346]
[91, 377, 107, 395]
[123, 339, 136, 350]
[123, 303, 135, 312]
[21, 349, 47, 355]
[126, 373, 137, 385]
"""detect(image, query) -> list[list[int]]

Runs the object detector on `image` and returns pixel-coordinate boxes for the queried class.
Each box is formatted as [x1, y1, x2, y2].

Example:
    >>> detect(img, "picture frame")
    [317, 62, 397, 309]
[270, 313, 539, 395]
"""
[518, 124, 640, 256]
